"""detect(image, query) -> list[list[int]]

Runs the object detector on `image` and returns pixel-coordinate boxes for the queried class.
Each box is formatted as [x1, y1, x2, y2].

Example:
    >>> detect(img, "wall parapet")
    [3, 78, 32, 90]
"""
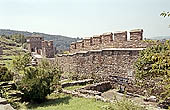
[70, 29, 144, 53]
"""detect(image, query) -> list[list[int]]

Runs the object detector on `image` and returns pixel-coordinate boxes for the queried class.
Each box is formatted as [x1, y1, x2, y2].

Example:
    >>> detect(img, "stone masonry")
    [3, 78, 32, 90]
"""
[27, 35, 55, 58]
[27, 35, 43, 52]
[69, 29, 152, 53]
[42, 40, 55, 58]
[0, 46, 3, 55]
[56, 29, 156, 81]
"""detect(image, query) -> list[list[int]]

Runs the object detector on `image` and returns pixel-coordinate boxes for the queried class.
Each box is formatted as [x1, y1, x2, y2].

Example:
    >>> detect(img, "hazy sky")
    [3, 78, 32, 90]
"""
[0, 0, 170, 38]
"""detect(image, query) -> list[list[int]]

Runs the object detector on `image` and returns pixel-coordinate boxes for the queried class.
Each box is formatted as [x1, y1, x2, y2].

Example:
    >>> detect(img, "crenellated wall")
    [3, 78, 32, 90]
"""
[57, 29, 157, 82]
[70, 29, 145, 53]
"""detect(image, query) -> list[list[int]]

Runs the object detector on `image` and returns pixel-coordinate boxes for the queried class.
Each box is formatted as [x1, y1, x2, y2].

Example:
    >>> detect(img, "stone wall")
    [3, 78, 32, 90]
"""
[27, 35, 43, 52]
[0, 46, 3, 55]
[70, 29, 148, 53]
[27, 35, 55, 58]
[56, 48, 146, 81]
[42, 40, 55, 58]
[57, 29, 157, 82]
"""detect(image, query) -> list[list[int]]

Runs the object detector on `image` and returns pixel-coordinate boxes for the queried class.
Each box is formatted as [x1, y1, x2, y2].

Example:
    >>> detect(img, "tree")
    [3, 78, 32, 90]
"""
[160, 11, 170, 28]
[16, 59, 61, 103]
[12, 53, 31, 73]
[0, 66, 13, 81]
[134, 40, 170, 100]
[161, 11, 170, 17]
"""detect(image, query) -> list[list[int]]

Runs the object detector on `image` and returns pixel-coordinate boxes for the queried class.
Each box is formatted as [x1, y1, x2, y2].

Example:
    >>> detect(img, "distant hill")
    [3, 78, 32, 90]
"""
[149, 36, 170, 40]
[0, 29, 80, 51]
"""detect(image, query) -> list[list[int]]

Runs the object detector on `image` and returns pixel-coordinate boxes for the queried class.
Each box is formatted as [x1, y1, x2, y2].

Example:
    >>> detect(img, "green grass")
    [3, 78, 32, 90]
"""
[20, 93, 109, 110]
[64, 85, 88, 91]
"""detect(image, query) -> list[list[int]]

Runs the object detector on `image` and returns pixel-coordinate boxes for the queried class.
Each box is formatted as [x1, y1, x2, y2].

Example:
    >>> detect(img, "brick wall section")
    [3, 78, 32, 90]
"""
[70, 42, 76, 53]
[42, 40, 55, 58]
[75, 40, 84, 51]
[114, 31, 127, 41]
[83, 37, 92, 50]
[27, 35, 44, 52]
[101, 32, 113, 44]
[92, 35, 101, 46]
[59, 29, 158, 81]
[0, 46, 3, 55]
[130, 29, 143, 41]
[56, 48, 143, 81]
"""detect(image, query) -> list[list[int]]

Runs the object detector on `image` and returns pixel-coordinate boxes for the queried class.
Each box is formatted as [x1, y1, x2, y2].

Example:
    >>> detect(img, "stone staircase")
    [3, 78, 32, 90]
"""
[0, 81, 23, 109]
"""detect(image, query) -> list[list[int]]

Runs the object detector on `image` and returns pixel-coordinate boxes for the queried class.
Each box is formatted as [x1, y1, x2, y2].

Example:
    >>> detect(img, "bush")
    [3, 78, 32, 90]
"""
[0, 66, 13, 81]
[17, 60, 61, 103]
[134, 40, 170, 99]
[13, 53, 31, 72]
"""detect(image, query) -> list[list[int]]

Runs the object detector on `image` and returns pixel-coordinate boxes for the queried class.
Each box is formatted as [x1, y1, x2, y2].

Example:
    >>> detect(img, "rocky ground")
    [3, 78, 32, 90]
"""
[0, 97, 14, 110]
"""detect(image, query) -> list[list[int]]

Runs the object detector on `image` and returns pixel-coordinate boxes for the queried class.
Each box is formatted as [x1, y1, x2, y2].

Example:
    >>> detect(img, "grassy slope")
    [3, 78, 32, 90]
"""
[22, 94, 109, 110]
[0, 37, 25, 70]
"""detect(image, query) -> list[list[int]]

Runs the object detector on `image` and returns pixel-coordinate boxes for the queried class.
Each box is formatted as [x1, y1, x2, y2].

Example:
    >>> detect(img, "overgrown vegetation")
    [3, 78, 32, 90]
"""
[1, 34, 27, 47]
[0, 66, 13, 81]
[103, 98, 146, 110]
[134, 40, 170, 101]
[12, 53, 31, 73]
[16, 58, 62, 103]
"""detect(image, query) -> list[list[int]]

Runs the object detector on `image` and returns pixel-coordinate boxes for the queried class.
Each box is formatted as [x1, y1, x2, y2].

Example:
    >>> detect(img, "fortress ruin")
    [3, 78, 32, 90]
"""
[27, 35, 55, 58]
[56, 29, 155, 81]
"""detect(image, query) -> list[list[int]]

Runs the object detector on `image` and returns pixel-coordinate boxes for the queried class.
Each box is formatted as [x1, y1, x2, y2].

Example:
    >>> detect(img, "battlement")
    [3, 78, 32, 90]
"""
[70, 29, 144, 53]
[83, 37, 92, 48]
[27, 35, 44, 43]
[42, 40, 53, 48]
[130, 29, 143, 41]
[114, 31, 127, 41]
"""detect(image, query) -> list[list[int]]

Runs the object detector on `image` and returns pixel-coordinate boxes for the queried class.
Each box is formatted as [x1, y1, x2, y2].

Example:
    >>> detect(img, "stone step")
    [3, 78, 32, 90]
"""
[0, 97, 8, 104]
[0, 104, 15, 110]
[7, 90, 23, 97]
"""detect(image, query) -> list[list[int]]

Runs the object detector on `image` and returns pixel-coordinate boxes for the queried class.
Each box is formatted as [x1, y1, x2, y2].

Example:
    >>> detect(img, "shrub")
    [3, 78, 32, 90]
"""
[134, 40, 170, 100]
[17, 60, 61, 103]
[0, 66, 13, 81]
[12, 53, 31, 73]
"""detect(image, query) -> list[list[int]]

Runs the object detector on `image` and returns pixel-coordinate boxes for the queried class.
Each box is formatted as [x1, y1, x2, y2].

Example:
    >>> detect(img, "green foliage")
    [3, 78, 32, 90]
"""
[160, 11, 170, 28]
[134, 40, 170, 99]
[0, 66, 13, 81]
[1, 34, 26, 45]
[17, 60, 61, 103]
[103, 98, 146, 110]
[161, 11, 170, 17]
[12, 53, 31, 72]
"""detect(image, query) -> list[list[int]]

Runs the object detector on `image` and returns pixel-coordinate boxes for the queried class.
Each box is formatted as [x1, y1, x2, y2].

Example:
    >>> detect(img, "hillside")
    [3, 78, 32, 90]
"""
[0, 29, 80, 51]
[150, 36, 170, 40]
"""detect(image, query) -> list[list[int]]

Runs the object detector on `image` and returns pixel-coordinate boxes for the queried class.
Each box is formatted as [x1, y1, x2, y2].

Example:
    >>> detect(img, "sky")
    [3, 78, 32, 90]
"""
[0, 0, 170, 38]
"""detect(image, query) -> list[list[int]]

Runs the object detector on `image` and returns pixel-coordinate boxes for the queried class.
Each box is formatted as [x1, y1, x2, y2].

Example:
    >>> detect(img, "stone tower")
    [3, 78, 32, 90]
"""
[27, 35, 44, 52]
[42, 40, 55, 58]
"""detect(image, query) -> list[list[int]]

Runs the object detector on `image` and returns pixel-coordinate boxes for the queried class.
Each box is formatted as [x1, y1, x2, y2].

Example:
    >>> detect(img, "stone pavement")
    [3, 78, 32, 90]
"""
[0, 97, 14, 110]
